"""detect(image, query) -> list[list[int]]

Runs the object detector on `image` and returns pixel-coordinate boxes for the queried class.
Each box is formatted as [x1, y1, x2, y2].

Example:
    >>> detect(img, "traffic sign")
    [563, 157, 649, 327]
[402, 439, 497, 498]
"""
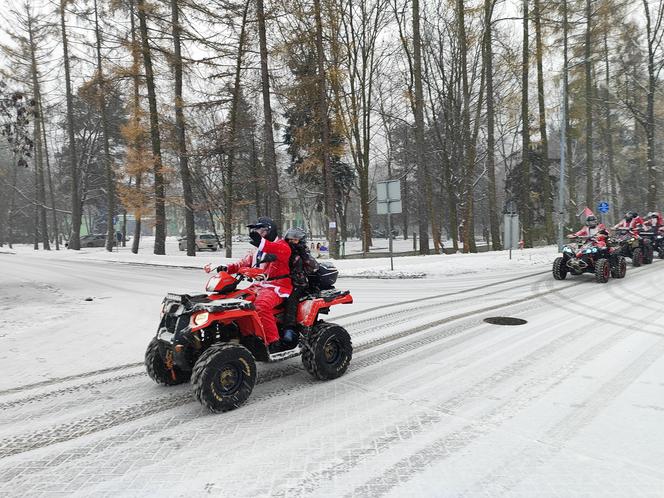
[376, 180, 402, 214]
[597, 201, 609, 214]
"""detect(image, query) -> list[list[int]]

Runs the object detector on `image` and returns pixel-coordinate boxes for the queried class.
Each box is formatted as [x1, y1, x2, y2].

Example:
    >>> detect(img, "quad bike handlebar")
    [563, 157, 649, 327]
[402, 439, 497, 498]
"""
[203, 263, 268, 282]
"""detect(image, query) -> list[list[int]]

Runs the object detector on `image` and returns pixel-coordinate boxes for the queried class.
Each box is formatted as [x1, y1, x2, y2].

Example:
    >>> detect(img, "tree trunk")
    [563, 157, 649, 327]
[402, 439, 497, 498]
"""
[27, 10, 49, 250]
[224, 0, 250, 258]
[533, 0, 553, 242]
[92, 0, 116, 252]
[130, 1, 143, 254]
[521, 0, 532, 247]
[256, 0, 281, 229]
[313, 0, 338, 257]
[40, 96, 59, 249]
[584, 0, 593, 209]
[412, 0, 429, 254]
[644, 0, 657, 210]
[458, 0, 477, 253]
[484, 0, 501, 250]
[562, 0, 575, 226]
[171, 0, 196, 256]
[60, 0, 81, 250]
[136, 0, 167, 255]
[603, 31, 617, 223]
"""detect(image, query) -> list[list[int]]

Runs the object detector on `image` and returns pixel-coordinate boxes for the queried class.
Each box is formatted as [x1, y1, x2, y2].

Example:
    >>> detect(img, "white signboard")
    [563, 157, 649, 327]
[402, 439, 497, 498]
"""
[376, 180, 402, 214]
[503, 213, 520, 250]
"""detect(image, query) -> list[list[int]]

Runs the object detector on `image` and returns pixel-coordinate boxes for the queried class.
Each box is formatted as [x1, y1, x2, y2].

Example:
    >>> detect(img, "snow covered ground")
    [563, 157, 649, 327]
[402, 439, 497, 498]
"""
[0, 243, 663, 497]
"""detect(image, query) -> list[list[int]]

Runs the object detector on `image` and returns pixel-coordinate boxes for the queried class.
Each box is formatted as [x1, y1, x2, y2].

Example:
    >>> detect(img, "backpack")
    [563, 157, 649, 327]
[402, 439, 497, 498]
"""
[289, 244, 319, 289]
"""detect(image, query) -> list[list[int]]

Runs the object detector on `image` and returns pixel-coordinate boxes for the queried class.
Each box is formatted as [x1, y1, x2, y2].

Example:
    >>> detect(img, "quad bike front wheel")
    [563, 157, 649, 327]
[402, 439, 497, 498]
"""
[145, 338, 191, 386]
[191, 343, 256, 413]
[611, 256, 627, 279]
[632, 248, 643, 267]
[595, 258, 610, 283]
[552, 257, 567, 280]
[302, 322, 352, 380]
[644, 245, 654, 264]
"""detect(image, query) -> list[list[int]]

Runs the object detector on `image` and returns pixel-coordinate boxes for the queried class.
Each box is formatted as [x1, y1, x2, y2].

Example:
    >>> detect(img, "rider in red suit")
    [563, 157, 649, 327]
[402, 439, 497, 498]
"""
[218, 217, 293, 354]
[569, 215, 606, 238]
[614, 211, 644, 231]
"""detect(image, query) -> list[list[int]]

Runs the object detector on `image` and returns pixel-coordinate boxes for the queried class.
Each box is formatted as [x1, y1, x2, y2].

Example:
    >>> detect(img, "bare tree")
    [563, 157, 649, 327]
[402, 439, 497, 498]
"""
[136, 0, 167, 255]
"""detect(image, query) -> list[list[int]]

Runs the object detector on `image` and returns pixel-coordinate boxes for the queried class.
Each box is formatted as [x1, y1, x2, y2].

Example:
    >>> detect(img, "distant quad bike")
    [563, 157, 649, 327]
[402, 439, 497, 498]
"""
[613, 228, 653, 266]
[145, 263, 353, 413]
[553, 236, 626, 283]
[637, 229, 664, 260]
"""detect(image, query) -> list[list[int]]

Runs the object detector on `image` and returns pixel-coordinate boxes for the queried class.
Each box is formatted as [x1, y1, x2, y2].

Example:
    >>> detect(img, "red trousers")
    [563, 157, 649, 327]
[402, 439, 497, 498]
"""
[253, 287, 284, 345]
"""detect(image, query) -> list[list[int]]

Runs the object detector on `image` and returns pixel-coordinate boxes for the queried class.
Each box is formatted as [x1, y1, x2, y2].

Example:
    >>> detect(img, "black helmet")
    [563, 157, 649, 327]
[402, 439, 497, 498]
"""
[309, 261, 338, 290]
[585, 215, 598, 228]
[284, 227, 306, 244]
[624, 211, 634, 222]
[247, 216, 277, 241]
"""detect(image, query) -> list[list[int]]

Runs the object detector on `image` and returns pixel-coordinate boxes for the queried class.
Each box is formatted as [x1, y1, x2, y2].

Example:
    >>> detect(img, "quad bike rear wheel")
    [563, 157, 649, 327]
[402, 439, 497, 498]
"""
[192, 343, 256, 413]
[595, 258, 610, 283]
[632, 248, 643, 267]
[611, 256, 627, 279]
[145, 337, 191, 386]
[552, 257, 567, 280]
[302, 322, 352, 380]
[644, 245, 654, 264]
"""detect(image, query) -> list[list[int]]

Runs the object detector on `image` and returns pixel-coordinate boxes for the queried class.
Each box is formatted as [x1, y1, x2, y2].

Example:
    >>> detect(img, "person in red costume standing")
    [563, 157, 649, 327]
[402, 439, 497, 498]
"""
[216, 217, 293, 354]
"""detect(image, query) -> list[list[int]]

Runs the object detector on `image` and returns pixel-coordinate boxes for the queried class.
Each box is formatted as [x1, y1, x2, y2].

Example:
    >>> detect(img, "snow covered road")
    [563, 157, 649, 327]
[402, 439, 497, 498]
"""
[0, 253, 663, 497]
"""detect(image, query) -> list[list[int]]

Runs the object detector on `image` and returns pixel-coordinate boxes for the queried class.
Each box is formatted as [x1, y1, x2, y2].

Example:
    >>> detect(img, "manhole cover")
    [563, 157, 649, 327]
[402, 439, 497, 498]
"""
[483, 316, 527, 326]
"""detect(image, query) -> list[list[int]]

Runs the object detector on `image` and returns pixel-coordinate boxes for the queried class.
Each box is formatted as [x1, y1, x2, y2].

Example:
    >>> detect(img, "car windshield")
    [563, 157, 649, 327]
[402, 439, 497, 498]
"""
[199, 235, 215, 240]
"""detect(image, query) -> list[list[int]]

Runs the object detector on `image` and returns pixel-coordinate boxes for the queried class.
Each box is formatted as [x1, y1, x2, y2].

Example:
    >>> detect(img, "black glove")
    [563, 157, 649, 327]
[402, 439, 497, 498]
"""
[249, 230, 262, 247]
[257, 253, 276, 264]
[215, 265, 228, 272]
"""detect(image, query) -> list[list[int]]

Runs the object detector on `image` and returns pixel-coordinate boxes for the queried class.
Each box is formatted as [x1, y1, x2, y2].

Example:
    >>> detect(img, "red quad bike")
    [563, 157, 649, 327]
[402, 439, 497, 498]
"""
[145, 266, 353, 413]
[553, 235, 626, 283]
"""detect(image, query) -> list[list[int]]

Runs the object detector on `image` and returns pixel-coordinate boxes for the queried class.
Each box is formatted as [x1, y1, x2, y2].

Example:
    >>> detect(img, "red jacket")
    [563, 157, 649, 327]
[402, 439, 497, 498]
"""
[572, 224, 606, 237]
[643, 213, 663, 229]
[614, 216, 644, 230]
[227, 237, 293, 298]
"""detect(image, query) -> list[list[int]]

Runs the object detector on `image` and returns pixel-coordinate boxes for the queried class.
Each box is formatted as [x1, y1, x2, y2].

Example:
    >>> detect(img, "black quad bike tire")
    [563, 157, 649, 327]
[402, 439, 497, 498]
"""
[632, 247, 643, 267]
[644, 245, 654, 264]
[659, 246, 664, 259]
[595, 258, 611, 283]
[145, 337, 191, 386]
[611, 255, 627, 279]
[191, 343, 256, 413]
[301, 322, 352, 380]
[552, 257, 567, 280]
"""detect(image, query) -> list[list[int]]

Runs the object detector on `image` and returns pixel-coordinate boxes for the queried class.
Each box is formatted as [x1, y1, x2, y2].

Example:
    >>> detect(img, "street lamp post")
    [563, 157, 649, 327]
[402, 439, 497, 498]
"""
[557, 64, 568, 251]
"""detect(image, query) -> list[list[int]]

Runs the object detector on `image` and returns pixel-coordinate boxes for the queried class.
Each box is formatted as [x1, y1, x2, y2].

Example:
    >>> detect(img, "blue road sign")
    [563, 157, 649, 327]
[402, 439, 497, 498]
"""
[598, 202, 609, 214]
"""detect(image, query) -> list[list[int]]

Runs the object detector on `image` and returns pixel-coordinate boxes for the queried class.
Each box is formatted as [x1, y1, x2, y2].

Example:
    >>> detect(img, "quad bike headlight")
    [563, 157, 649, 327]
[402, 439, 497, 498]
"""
[192, 312, 209, 326]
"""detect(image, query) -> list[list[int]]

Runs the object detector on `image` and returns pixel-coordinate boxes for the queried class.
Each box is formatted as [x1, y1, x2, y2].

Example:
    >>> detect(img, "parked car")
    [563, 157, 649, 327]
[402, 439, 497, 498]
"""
[178, 233, 220, 252]
[80, 234, 107, 247]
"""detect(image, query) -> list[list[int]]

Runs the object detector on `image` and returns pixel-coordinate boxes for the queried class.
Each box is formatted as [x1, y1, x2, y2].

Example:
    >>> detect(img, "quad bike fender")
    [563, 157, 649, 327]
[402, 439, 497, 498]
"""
[297, 292, 353, 327]
[190, 309, 264, 338]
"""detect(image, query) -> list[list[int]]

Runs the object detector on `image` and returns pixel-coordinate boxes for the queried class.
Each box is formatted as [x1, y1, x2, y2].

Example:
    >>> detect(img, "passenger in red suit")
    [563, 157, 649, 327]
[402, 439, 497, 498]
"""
[644, 212, 663, 231]
[216, 217, 293, 354]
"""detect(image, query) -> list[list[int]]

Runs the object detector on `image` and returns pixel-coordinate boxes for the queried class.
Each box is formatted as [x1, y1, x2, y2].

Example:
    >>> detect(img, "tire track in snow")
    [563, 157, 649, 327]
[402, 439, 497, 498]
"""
[0, 275, 579, 459]
[342, 268, 664, 497]
[0, 269, 552, 403]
